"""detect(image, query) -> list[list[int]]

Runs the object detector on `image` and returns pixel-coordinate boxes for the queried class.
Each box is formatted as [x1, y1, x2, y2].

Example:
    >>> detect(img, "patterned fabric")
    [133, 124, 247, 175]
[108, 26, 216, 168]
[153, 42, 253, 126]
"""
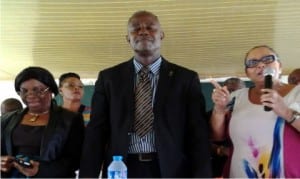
[128, 58, 161, 153]
[134, 67, 154, 137]
[242, 117, 283, 178]
[78, 104, 91, 127]
[82, 106, 91, 127]
[227, 85, 300, 178]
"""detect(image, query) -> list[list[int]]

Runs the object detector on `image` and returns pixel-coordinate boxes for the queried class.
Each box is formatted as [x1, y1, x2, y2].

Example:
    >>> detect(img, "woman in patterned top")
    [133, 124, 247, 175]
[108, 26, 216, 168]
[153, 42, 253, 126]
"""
[210, 45, 300, 178]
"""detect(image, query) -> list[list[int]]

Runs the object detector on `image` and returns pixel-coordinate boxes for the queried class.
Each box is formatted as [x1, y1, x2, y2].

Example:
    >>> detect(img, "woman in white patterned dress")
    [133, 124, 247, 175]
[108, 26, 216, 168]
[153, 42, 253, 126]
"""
[210, 45, 300, 178]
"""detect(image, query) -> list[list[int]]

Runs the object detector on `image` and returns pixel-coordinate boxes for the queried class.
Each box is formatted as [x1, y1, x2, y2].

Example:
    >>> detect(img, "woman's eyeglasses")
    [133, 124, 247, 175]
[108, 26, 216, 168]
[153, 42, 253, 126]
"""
[245, 54, 278, 68]
[18, 87, 49, 97]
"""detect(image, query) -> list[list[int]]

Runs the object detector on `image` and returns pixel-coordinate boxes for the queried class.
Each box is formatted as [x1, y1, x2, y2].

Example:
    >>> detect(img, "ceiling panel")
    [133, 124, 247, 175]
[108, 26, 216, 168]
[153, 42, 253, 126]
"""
[1, 0, 300, 81]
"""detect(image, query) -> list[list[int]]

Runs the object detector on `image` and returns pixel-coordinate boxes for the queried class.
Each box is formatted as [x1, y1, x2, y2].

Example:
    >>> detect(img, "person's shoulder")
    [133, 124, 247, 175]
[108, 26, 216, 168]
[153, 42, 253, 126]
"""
[162, 58, 197, 76]
[1, 110, 22, 129]
[287, 84, 300, 95]
[83, 105, 91, 111]
[1, 109, 22, 120]
[290, 84, 300, 91]
[231, 87, 249, 97]
[52, 106, 84, 126]
[52, 105, 81, 118]
[273, 83, 299, 97]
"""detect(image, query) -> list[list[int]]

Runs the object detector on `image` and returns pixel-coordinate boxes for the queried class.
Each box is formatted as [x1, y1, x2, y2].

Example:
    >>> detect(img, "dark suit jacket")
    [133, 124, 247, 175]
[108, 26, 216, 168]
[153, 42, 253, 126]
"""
[79, 58, 212, 178]
[1, 102, 85, 178]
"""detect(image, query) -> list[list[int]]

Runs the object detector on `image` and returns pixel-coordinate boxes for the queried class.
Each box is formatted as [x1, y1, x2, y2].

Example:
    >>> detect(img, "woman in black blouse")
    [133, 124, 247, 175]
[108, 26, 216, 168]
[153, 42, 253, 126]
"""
[1, 66, 85, 178]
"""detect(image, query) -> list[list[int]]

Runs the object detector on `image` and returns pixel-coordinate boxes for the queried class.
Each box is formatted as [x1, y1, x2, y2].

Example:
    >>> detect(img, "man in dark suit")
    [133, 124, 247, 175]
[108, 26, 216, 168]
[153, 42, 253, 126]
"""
[79, 10, 211, 178]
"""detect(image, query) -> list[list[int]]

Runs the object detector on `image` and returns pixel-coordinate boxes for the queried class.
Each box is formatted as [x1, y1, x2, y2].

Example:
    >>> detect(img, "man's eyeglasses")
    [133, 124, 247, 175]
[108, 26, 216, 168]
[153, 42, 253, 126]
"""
[18, 87, 50, 97]
[245, 54, 278, 68]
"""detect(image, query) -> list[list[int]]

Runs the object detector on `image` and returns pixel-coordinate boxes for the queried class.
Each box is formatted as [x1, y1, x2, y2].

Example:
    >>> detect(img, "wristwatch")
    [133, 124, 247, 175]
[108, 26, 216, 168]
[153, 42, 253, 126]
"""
[288, 111, 300, 124]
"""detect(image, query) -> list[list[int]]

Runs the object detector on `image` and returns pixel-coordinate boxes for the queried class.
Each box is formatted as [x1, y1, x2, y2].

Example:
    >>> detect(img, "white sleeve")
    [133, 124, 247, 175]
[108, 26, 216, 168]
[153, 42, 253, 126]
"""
[286, 85, 300, 113]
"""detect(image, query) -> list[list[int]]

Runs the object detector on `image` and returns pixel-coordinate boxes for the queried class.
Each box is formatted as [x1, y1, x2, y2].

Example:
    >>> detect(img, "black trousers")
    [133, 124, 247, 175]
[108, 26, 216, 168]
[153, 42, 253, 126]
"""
[126, 153, 161, 178]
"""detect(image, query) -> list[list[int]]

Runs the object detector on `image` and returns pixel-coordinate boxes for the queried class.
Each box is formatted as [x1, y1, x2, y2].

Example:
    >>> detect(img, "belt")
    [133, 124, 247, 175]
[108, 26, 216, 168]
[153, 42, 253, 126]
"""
[128, 153, 157, 162]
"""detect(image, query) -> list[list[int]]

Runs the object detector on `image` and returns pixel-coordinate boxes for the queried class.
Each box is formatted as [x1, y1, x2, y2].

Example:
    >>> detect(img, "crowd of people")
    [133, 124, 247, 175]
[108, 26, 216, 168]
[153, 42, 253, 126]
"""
[1, 10, 299, 178]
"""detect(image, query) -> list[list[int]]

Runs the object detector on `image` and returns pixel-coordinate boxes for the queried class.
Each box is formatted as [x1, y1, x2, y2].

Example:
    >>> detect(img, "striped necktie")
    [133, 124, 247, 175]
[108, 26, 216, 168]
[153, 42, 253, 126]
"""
[134, 67, 154, 137]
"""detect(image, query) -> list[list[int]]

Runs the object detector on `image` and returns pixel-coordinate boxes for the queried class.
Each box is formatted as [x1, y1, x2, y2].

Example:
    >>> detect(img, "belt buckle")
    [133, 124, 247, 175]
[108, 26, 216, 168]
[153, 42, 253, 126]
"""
[138, 153, 152, 162]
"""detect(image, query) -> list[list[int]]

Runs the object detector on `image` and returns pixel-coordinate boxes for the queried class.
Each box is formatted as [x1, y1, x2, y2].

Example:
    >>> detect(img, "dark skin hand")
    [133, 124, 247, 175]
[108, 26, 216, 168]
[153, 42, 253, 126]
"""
[1, 155, 39, 177]
[13, 160, 39, 177]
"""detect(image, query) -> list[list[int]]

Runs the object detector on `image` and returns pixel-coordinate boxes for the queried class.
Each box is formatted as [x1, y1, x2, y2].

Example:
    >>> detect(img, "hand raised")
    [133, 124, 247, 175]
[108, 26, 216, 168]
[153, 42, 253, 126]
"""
[211, 80, 231, 112]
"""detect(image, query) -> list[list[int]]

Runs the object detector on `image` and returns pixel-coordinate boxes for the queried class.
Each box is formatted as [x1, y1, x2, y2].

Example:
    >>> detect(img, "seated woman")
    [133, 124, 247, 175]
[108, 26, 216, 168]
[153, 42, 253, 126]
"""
[1, 66, 85, 178]
[58, 72, 91, 126]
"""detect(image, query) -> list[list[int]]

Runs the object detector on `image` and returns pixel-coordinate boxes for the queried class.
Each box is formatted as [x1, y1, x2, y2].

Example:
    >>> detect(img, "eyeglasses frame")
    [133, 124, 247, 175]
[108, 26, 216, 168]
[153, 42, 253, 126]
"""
[245, 54, 278, 68]
[18, 87, 50, 97]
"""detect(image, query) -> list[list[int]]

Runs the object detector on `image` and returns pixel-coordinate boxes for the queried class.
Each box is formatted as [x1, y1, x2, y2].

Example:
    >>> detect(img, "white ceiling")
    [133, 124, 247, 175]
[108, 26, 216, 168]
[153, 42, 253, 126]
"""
[1, 0, 300, 81]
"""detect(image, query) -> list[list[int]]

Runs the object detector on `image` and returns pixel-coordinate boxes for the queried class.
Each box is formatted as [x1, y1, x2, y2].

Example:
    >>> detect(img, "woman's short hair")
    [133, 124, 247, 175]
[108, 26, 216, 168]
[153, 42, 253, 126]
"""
[14, 66, 58, 96]
[58, 72, 81, 87]
[244, 45, 279, 62]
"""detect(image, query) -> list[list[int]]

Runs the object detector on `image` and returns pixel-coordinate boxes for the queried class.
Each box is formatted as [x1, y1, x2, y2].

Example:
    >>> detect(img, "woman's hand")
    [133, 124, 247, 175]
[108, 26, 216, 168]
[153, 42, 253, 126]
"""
[261, 88, 300, 132]
[211, 80, 231, 113]
[13, 160, 40, 177]
[261, 88, 290, 118]
[210, 80, 231, 140]
[1, 155, 15, 172]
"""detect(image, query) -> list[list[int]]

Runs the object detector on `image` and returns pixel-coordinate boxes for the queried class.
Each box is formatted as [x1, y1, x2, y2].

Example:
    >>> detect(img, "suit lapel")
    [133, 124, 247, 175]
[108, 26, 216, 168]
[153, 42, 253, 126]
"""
[154, 59, 174, 112]
[120, 59, 135, 130]
[39, 104, 58, 159]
